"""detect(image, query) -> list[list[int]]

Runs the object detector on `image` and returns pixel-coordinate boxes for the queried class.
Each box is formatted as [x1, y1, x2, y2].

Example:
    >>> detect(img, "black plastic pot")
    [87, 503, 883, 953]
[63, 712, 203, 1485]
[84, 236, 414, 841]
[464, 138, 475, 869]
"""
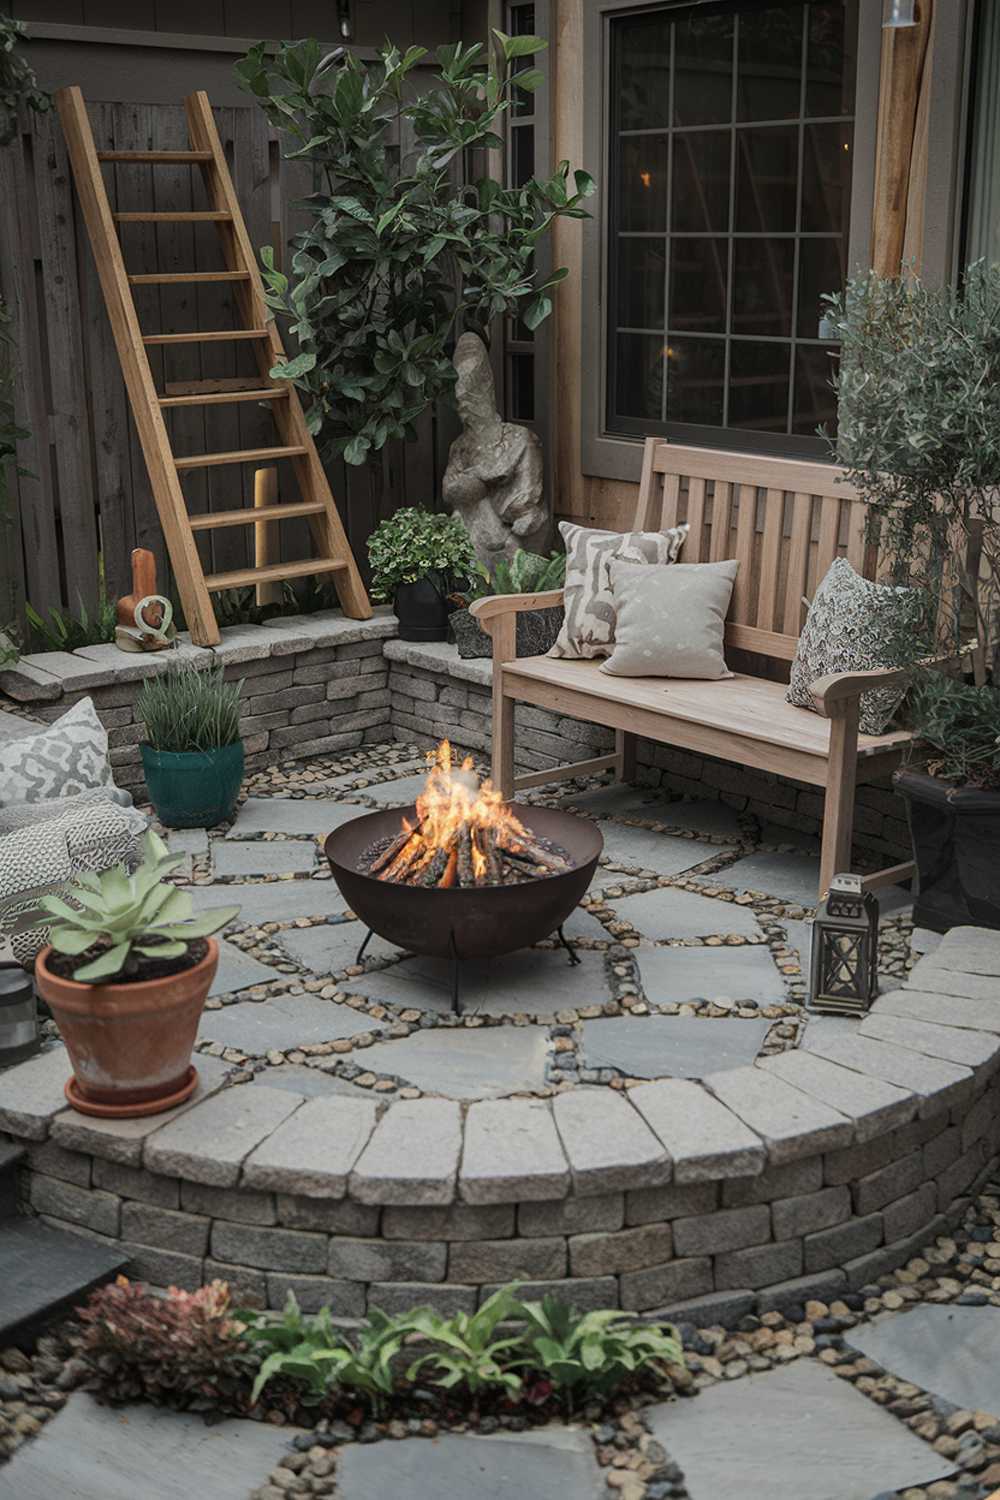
[394, 576, 449, 642]
[449, 604, 564, 660]
[894, 767, 1000, 932]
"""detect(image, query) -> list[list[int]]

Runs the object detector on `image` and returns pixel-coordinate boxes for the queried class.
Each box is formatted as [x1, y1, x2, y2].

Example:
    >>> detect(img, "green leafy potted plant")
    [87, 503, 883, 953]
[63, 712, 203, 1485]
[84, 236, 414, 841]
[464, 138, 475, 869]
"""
[367, 506, 477, 641]
[34, 830, 239, 1117]
[449, 549, 566, 659]
[137, 662, 244, 828]
[826, 262, 1000, 932]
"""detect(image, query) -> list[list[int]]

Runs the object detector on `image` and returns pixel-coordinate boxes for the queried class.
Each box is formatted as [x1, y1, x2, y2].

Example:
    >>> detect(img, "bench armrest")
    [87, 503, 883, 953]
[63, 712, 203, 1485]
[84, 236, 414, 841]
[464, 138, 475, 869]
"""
[809, 664, 911, 715]
[468, 590, 565, 630]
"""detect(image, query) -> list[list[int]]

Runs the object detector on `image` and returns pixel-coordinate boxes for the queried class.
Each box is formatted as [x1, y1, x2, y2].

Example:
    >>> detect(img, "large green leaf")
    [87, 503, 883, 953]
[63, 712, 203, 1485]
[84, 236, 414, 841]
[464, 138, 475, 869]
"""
[73, 941, 131, 983]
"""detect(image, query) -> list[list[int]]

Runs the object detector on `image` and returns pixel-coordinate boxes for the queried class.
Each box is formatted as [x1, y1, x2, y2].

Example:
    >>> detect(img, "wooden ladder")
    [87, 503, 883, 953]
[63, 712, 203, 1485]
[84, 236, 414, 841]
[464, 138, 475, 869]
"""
[54, 86, 371, 647]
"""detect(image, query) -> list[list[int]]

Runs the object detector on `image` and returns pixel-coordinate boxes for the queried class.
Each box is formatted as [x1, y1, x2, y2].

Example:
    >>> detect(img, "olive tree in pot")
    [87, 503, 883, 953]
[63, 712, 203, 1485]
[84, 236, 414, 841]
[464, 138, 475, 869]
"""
[367, 507, 477, 641]
[34, 831, 239, 1117]
[137, 662, 244, 828]
[826, 262, 1000, 931]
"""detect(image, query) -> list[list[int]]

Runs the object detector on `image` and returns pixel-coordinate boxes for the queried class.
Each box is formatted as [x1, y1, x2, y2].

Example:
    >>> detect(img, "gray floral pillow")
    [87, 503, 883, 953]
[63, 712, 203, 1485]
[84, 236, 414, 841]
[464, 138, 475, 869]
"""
[0, 697, 114, 807]
[787, 559, 927, 735]
[549, 521, 688, 660]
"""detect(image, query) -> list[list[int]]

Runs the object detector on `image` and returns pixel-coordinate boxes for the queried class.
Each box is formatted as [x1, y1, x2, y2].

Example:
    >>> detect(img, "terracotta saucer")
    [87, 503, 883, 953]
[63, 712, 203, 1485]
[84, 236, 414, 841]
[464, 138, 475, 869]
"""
[64, 1065, 199, 1119]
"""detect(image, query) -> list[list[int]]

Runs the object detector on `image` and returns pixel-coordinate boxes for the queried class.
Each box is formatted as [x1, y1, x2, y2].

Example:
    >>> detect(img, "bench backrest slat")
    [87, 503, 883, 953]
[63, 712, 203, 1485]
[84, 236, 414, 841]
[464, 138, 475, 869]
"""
[633, 439, 872, 662]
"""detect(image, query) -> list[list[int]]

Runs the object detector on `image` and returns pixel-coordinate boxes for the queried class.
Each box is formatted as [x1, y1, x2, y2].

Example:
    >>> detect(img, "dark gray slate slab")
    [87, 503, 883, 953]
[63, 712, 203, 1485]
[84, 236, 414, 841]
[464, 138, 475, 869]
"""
[347, 947, 610, 1018]
[849, 1305, 1000, 1415]
[0, 1393, 305, 1500]
[249, 1064, 377, 1100]
[609, 887, 762, 941]
[648, 1356, 953, 1500]
[781, 918, 813, 965]
[212, 841, 317, 877]
[598, 823, 724, 877]
[226, 798, 367, 837]
[276, 922, 401, 974]
[211, 940, 279, 997]
[580, 1015, 771, 1079]
[336, 1425, 604, 1500]
[357, 1027, 551, 1099]
[702, 850, 823, 907]
[363, 772, 431, 805]
[0, 1220, 126, 1344]
[198, 994, 381, 1052]
[635, 943, 787, 1005]
[189, 879, 341, 927]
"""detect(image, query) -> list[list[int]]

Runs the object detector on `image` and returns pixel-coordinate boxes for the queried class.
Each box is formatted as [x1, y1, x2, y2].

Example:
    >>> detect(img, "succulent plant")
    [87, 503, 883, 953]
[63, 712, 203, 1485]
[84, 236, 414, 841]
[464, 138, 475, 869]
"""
[40, 829, 240, 983]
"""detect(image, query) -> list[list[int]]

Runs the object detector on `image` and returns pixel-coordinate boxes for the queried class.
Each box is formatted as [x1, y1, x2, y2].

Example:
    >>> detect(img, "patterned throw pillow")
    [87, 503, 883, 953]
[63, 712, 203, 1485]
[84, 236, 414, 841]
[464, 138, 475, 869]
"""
[786, 558, 927, 735]
[0, 697, 114, 807]
[549, 520, 688, 660]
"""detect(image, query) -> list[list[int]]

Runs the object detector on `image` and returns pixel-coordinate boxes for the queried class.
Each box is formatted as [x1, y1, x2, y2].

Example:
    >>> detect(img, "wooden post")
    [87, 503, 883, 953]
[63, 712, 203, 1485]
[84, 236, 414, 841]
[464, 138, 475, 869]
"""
[819, 699, 860, 899]
[871, 0, 934, 277]
[253, 467, 281, 607]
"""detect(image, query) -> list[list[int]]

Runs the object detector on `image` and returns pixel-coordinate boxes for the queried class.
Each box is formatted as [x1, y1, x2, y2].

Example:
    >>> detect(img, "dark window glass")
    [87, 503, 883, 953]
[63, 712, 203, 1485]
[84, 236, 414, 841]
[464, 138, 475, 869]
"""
[793, 343, 838, 433]
[615, 334, 665, 422]
[674, 12, 734, 127]
[665, 337, 726, 426]
[671, 131, 731, 232]
[729, 341, 791, 432]
[669, 238, 728, 333]
[618, 238, 667, 329]
[607, 1, 858, 448]
[511, 124, 534, 188]
[509, 352, 535, 421]
[737, 5, 803, 122]
[806, 1, 857, 117]
[735, 126, 799, 232]
[732, 238, 795, 335]
[619, 137, 669, 232]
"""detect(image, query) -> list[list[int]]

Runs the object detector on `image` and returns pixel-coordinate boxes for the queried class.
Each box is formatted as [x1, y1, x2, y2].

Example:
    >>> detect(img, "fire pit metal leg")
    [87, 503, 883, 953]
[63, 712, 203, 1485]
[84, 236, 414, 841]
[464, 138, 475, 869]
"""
[354, 927, 375, 966]
[556, 925, 582, 967]
[449, 931, 462, 1017]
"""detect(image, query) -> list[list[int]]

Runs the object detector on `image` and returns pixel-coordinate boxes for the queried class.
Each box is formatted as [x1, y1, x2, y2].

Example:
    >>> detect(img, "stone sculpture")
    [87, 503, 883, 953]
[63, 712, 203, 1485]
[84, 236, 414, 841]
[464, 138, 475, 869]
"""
[442, 332, 549, 566]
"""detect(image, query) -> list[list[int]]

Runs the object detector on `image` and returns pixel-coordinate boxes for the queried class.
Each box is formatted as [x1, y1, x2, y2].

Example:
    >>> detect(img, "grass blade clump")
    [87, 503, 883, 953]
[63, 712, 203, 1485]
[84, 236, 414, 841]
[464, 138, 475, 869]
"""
[137, 662, 242, 753]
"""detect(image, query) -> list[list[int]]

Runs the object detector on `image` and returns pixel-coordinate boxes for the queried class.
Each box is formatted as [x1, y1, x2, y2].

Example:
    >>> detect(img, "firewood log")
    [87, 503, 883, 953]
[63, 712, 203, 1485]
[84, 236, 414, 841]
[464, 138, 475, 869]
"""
[457, 826, 475, 887]
[477, 826, 503, 884]
[368, 822, 421, 876]
[421, 847, 451, 887]
[439, 848, 459, 888]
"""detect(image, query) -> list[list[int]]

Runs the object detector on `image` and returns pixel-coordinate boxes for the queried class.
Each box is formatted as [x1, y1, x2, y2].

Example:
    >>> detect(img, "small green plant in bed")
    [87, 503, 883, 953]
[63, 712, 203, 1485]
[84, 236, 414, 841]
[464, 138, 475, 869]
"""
[26, 558, 117, 651]
[242, 1295, 408, 1416]
[518, 1295, 683, 1415]
[908, 674, 1000, 789]
[39, 828, 239, 982]
[454, 548, 566, 605]
[405, 1286, 525, 1401]
[136, 662, 242, 754]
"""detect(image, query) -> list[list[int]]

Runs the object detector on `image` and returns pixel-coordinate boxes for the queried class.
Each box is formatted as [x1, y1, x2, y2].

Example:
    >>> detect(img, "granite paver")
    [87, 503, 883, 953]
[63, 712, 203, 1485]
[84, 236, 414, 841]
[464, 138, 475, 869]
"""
[350, 1098, 462, 1205]
[460, 1098, 569, 1203]
[705, 1064, 855, 1162]
[243, 1095, 379, 1196]
[802, 1030, 974, 1116]
[628, 1077, 765, 1181]
[551, 1088, 669, 1192]
[144, 1087, 304, 1187]
[580, 1015, 772, 1080]
[757, 1049, 917, 1142]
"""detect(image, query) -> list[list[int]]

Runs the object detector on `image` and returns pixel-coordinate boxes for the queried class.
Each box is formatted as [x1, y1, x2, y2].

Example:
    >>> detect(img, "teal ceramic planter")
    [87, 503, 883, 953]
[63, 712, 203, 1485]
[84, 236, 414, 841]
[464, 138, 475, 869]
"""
[140, 740, 245, 829]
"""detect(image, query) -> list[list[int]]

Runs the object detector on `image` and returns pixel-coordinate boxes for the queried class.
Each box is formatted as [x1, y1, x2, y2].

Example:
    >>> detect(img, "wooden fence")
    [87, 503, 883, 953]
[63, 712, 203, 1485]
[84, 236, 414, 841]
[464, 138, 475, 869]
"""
[0, 98, 457, 627]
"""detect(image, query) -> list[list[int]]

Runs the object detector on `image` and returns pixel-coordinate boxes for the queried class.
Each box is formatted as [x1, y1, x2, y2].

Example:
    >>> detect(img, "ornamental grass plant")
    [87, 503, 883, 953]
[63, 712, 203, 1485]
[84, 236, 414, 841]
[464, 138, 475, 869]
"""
[136, 662, 242, 754]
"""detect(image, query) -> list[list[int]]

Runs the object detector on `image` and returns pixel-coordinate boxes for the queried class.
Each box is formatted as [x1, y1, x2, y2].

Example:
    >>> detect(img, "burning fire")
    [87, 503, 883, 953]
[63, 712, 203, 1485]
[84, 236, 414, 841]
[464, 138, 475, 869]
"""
[368, 741, 568, 888]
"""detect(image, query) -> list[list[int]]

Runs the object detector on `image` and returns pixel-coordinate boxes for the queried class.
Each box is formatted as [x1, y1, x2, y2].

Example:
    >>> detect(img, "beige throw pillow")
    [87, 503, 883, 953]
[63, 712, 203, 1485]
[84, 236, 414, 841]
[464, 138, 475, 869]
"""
[549, 520, 688, 660]
[601, 559, 739, 679]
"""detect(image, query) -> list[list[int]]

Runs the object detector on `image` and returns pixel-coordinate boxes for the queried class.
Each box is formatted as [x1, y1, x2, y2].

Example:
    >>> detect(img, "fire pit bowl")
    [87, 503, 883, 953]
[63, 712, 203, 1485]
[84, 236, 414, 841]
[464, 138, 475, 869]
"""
[324, 803, 603, 962]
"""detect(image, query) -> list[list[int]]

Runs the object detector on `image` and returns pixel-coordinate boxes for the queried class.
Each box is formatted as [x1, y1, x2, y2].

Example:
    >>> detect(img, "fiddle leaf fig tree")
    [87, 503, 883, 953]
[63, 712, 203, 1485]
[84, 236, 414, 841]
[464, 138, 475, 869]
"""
[236, 34, 593, 466]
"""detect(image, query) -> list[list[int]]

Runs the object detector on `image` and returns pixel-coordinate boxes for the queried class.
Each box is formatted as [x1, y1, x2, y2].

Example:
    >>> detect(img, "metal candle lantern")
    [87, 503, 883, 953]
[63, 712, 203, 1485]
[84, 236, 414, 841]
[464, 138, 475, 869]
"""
[809, 874, 879, 1016]
[0, 965, 40, 1067]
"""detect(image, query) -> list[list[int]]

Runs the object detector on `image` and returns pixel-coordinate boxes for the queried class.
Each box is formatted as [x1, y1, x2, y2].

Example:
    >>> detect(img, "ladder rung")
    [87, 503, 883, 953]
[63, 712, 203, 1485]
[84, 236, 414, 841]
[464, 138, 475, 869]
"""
[98, 150, 214, 163]
[114, 211, 232, 222]
[176, 445, 308, 470]
[205, 559, 348, 592]
[159, 388, 289, 409]
[143, 329, 269, 345]
[190, 501, 327, 531]
[130, 271, 250, 285]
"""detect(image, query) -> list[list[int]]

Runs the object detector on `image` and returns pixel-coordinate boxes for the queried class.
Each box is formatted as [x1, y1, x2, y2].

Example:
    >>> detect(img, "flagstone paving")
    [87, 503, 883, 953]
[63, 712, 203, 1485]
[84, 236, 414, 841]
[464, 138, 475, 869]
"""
[633, 943, 788, 1005]
[608, 887, 763, 941]
[361, 772, 434, 805]
[345, 946, 610, 1019]
[274, 921, 402, 974]
[199, 994, 382, 1052]
[210, 939, 281, 998]
[562, 784, 743, 838]
[597, 823, 727, 877]
[356, 1026, 552, 1099]
[192, 880, 341, 927]
[212, 840, 317, 878]
[0, 1394, 306, 1500]
[848, 1306, 1000, 1418]
[335, 1425, 605, 1500]
[648, 1358, 955, 1500]
[580, 1014, 773, 1079]
[248, 1062, 378, 1100]
[224, 797, 367, 837]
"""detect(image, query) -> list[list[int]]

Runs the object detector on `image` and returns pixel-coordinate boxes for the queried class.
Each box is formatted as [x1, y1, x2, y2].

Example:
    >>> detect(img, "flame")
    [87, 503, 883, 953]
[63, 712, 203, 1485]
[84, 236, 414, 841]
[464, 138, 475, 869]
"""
[378, 740, 534, 885]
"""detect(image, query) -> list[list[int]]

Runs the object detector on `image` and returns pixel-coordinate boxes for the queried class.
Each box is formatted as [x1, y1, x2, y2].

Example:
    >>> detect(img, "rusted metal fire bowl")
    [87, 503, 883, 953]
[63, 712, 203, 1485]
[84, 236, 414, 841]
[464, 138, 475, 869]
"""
[324, 804, 602, 961]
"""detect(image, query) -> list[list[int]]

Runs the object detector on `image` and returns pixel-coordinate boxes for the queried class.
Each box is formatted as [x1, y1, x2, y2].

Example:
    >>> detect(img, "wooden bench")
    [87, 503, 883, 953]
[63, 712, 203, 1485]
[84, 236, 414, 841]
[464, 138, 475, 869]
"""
[470, 439, 922, 900]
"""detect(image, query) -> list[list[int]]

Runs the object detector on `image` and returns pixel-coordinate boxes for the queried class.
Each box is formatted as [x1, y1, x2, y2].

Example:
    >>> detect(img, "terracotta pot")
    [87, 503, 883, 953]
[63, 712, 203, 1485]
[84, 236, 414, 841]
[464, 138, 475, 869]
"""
[34, 940, 219, 1117]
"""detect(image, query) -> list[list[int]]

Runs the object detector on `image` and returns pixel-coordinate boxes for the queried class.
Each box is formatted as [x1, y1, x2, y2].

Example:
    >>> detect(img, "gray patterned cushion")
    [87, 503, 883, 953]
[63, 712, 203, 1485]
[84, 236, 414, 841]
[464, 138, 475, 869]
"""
[549, 520, 688, 660]
[786, 558, 927, 735]
[0, 697, 113, 806]
[602, 559, 739, 679]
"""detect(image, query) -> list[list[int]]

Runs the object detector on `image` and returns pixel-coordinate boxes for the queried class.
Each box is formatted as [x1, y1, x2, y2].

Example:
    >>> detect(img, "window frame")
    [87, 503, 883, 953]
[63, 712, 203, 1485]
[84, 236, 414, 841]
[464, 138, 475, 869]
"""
[581, 0, 882, 483]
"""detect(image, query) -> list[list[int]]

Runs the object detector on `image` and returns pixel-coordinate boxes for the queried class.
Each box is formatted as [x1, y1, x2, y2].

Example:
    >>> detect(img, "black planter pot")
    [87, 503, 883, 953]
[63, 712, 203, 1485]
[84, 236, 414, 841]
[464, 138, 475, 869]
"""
[894, 767, 1000, 933]
[394, 576, 449, 642]
[449, 604, 564, 660]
